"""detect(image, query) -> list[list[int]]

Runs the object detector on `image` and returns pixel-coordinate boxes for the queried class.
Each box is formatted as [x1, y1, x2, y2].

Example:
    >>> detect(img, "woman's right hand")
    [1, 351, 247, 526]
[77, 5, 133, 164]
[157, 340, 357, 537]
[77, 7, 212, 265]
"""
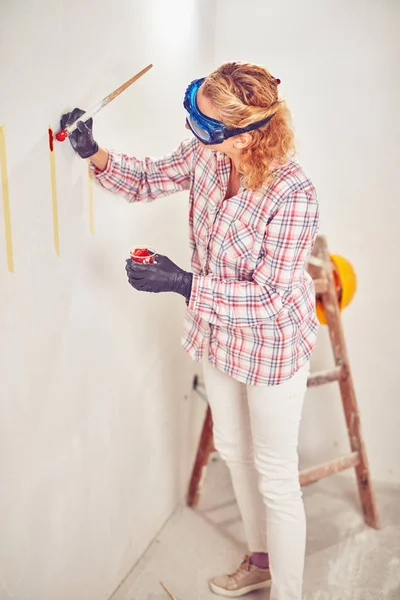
[60, 108, 99, 159]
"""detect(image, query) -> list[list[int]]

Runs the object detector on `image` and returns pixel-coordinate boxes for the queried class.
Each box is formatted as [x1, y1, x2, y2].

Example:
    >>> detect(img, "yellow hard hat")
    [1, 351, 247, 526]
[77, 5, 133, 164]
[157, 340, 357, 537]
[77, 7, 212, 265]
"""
[316, 254, 357, 325]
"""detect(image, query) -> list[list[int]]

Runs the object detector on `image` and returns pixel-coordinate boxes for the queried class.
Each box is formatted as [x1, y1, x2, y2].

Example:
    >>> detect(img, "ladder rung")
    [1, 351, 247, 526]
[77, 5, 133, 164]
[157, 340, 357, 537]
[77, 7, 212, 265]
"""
[313, 277, 328, 294]
[307, 365, 342, 387]
[308, 256, 326, 269]
[196, 366, 343, 393]
[299, 452, 360, 486]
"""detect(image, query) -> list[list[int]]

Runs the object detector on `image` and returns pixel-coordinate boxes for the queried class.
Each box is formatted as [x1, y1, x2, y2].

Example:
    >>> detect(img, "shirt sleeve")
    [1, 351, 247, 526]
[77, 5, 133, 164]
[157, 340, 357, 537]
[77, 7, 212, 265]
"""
[188, 188, 319, 327]
[90, 137, 198, 203]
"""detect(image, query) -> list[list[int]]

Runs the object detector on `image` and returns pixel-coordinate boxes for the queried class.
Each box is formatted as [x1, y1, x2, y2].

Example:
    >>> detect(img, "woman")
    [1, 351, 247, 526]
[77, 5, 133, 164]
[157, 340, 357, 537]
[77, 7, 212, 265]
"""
[61, 61, 319, 600]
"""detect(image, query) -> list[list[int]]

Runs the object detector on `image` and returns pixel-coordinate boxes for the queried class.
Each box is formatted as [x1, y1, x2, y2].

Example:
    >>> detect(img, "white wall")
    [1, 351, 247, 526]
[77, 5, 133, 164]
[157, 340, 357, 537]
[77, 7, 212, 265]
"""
[0, 1, 214, 599]
[214, 0, 400, 484]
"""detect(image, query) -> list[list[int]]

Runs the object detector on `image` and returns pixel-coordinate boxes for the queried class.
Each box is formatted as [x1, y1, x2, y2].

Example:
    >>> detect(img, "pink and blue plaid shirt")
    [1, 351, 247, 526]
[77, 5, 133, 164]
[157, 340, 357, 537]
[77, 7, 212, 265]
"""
[92, 137, 319, 385]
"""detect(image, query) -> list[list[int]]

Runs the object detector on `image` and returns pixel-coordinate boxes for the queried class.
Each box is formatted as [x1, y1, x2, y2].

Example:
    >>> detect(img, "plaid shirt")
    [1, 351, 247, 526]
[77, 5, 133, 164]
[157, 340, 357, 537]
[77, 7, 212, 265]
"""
[92, 137, 319, 385]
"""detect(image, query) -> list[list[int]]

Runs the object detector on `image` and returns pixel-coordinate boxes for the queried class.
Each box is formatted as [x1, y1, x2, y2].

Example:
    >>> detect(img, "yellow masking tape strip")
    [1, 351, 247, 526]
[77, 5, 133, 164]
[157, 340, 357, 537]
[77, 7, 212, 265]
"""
[48, 126, 60, 256]
[88, 162, 94, 234]
[0, 126, 14, 272]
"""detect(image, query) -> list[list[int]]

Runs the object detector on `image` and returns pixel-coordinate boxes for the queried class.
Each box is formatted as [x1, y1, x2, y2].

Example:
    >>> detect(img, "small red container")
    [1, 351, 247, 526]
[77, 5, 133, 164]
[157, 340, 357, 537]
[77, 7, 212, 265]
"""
[129, 246, 156, 264]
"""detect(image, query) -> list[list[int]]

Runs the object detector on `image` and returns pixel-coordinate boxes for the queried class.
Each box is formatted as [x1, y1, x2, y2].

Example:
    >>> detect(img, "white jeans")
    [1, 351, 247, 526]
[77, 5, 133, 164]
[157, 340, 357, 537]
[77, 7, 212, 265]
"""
[202, 358, 310, 600]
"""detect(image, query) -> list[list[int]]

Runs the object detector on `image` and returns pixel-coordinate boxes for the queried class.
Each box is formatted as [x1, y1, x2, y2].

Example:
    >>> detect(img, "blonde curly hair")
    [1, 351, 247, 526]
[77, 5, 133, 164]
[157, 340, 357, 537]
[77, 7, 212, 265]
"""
[202, 61, 295, 190]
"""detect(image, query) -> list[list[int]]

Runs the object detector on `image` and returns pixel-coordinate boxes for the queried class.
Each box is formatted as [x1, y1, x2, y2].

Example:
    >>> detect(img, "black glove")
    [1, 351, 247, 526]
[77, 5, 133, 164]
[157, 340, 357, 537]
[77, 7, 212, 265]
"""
[60, 107, 99, 159]
[125, 255, 193, 301]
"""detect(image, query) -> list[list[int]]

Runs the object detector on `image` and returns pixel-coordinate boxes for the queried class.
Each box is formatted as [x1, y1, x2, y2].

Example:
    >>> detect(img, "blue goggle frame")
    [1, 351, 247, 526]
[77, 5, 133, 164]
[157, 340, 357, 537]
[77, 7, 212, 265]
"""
[183, 77, 274, 145]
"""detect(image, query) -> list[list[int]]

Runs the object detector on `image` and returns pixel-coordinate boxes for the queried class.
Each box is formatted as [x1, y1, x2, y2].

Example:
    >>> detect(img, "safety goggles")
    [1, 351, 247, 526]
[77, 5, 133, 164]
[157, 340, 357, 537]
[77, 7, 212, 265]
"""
[184, 77, 274, 145]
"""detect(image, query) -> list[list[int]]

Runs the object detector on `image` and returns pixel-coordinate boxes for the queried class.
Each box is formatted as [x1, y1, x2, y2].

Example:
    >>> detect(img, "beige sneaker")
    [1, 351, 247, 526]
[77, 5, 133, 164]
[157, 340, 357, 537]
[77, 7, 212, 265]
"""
[209, 555, 271, 597]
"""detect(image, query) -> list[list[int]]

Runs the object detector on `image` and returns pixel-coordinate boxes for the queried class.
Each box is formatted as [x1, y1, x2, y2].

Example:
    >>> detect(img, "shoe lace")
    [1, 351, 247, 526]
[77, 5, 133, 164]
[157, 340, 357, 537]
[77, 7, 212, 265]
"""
[230, 555, 252, 583]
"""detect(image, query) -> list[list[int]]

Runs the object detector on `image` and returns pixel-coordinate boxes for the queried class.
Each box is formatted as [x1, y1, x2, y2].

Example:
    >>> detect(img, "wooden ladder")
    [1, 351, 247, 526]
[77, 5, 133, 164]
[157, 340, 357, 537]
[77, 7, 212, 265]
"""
[186, 235, 379, 529]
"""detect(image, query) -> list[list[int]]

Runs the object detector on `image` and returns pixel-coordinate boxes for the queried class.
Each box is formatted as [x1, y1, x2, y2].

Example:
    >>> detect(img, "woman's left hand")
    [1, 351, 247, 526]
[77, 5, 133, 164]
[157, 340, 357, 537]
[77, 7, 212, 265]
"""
[125, 255, 193, 301]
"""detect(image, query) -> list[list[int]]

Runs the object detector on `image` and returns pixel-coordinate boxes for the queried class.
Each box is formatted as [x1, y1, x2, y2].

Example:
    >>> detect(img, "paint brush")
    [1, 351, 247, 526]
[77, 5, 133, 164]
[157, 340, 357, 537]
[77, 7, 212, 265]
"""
[55, 63, 153, 142]
[159, 580, 178, 600]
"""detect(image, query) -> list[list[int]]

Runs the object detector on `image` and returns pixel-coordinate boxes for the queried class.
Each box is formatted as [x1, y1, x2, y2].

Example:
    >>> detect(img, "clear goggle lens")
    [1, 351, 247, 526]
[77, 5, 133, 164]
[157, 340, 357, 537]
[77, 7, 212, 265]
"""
[186, 115, 213, 143]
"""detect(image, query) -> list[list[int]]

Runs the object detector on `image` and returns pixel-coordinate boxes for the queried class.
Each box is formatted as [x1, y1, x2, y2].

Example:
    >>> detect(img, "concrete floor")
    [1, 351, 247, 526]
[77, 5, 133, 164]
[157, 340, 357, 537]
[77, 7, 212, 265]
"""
[111, 456, 400, 600]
